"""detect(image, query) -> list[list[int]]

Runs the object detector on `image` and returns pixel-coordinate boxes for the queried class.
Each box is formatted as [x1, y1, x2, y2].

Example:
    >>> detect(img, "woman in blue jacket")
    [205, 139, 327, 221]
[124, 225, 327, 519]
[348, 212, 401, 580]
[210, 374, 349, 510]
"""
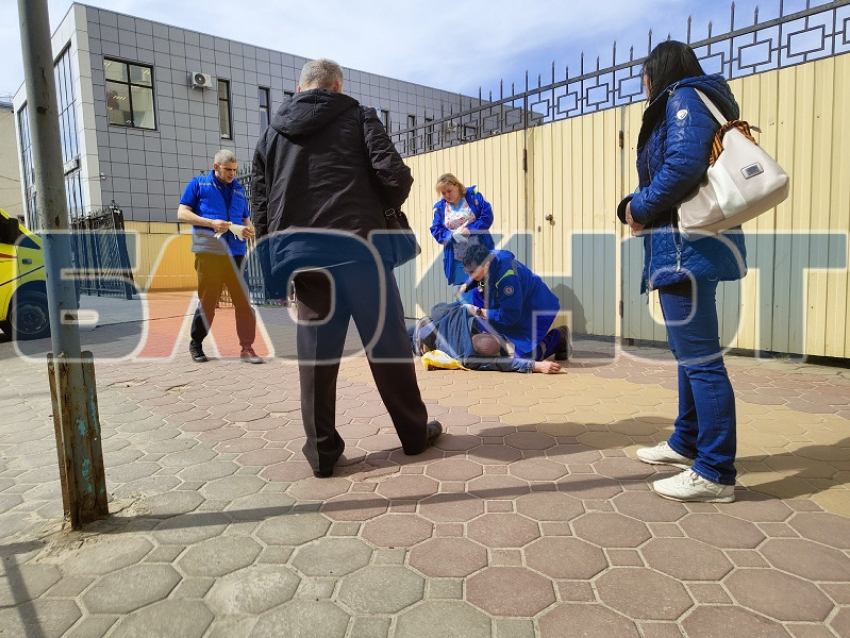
[617, 41, 747, 503]
[430, 173, 495, 302]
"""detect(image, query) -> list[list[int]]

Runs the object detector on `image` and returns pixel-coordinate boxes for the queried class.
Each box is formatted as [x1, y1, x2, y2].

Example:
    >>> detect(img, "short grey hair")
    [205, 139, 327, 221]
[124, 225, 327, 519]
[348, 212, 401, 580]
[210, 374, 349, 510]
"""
[214, 149, 237, 165]
[299, 59, 344, 91]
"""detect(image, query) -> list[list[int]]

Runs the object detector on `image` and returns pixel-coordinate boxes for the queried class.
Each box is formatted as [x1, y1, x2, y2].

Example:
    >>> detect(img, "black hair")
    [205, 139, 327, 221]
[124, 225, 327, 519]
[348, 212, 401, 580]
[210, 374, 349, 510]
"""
[642, 40, 706, 103]
[462, 244, 492, 268]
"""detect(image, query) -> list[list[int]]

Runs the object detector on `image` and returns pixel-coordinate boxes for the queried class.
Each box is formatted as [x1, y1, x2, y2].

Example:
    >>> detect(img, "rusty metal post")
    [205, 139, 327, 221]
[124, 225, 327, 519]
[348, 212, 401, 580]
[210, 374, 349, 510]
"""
[19, 0, 108, 528]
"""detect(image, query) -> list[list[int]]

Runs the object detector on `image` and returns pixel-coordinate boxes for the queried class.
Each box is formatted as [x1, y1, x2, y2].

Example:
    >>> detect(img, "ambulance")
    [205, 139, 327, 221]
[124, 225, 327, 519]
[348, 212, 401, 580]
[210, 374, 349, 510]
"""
[0, 207, 49, 340]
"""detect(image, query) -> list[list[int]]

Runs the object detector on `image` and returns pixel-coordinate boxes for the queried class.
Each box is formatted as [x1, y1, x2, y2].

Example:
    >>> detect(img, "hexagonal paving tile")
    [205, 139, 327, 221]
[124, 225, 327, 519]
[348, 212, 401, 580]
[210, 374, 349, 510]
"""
[255, 513, 331, 546]
[425, 458, 484, 482]
[81, 565, 181, 614]
[361, 514, 433, 547]
[504, 431, 556, 451]
[538, 604, 640, 638]
[152, 512, 230, 545]
[641, 538, 733, 581]
[467, 566, 555, 616]
[725, 569, 834, 621]
[555, 473, 623, 500]
[0, 599, 82, 638]
[572, 512, 651, 548]
[419, 493, 485, 523]
[409, 538, 487, 578]
[613, 490, 687, 522]
[200, 475, 267, 502]
[525, 537, 608, 580]
[249, 600, 349, 638]
[286, 477, 351, 502]
[466, 474, 529, 500]
[681, 605, 789, 638]
[515, 490, 584, 521]
[787, 511, 850, 549]
[59, 537, 153, 578]
[321, 491, 389, 522]
[291, 538, 372, 577]
[107, 600, 212, 638]
[761, 538, 850, 581]
[510, 458, 569, 481]
[679, 513, 766, 549]
[467, 513, 540, 548]
[137, 491, 205, 517]
[338, 566, 424, 614]
[376, 474, 439, 500]
[0, 565, 61, 605]
[596, 568, 692, 620]
[177, 536, 262, 578]
[394, 601, 491, 638]
[207, 565, 300, 615]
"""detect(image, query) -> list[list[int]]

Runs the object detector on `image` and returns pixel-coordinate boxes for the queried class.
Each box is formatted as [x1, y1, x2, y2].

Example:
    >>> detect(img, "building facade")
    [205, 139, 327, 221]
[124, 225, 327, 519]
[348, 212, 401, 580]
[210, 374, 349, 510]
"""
[13, 3, 479, 228]
[0, 102, 24, 223]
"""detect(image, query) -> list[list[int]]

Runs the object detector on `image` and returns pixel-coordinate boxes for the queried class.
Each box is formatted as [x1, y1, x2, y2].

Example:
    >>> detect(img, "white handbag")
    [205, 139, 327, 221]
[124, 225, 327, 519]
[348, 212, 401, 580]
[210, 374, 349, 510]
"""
[677, 90, 789, 241]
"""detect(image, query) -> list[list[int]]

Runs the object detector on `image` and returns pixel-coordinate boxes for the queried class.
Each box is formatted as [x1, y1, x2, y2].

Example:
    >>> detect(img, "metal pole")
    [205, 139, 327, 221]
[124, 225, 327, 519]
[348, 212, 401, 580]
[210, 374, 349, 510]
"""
[18, 0, 108, 529]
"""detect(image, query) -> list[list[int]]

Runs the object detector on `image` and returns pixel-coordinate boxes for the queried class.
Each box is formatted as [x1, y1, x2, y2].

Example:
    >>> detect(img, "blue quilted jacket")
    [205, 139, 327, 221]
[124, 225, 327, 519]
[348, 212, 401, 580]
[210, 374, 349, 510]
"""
[430, 186, 496, 281]
[617, 74, 747, 293]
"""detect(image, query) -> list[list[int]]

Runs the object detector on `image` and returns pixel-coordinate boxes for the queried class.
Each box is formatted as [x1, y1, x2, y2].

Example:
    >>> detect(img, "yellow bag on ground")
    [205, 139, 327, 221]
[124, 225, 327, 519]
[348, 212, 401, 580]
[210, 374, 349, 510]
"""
[421, 350, 468, 371]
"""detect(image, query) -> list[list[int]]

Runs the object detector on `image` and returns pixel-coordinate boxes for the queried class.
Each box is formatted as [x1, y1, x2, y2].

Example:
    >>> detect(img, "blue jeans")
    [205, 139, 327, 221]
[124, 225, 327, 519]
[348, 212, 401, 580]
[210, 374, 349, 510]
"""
[450, 259, 475, 304]
[659, 280, 737, 485]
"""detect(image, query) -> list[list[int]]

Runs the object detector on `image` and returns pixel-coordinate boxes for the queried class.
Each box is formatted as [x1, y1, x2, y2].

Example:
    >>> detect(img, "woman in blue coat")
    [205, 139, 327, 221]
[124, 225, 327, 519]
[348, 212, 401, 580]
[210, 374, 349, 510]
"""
[617, 41, 747, 503]
[430, 173, 495, 302]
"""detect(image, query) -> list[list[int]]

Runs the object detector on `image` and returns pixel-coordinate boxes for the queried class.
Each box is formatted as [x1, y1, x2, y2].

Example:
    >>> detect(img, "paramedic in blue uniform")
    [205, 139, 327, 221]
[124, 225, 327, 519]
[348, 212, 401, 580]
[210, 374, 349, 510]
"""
[177, 149, 262, 364]
[459, 244, 569, 363]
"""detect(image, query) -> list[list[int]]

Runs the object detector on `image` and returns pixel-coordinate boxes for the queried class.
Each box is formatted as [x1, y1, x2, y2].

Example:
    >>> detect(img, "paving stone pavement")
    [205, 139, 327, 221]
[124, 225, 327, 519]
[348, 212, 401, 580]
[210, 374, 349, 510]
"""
[1, 305, 849, 638]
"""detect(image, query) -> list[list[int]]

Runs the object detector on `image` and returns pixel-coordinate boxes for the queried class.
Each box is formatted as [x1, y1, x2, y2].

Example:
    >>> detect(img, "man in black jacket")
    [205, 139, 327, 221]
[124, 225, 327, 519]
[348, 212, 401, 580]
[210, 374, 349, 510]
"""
[251, 59, 442, 478]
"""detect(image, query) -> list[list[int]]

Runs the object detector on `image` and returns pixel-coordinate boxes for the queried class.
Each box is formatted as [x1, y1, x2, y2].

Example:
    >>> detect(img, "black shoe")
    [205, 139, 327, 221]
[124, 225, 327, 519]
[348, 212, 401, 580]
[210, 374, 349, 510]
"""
[555, 326, 572, 361]
[190, 340, 208, 363]
[240, 347, 264, 364]
[313, 468, 334, 478]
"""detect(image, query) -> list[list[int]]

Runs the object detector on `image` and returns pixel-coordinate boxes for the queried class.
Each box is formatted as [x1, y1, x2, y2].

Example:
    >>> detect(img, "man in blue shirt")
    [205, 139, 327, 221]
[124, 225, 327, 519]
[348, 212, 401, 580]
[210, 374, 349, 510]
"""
[177, 150, 262, 364]
[459, 244, 570, 364]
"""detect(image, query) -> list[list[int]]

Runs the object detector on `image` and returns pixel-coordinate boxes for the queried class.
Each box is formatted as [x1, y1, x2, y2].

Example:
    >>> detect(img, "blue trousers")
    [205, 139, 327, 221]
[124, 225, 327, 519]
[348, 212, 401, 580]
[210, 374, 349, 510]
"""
[659, 280, 737, 485]
[514, 327, 562, 361]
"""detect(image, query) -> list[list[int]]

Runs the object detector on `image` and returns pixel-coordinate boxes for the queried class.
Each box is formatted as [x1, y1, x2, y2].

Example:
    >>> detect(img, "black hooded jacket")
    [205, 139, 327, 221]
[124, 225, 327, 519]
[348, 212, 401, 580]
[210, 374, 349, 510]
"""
[251, 88, 413, 269]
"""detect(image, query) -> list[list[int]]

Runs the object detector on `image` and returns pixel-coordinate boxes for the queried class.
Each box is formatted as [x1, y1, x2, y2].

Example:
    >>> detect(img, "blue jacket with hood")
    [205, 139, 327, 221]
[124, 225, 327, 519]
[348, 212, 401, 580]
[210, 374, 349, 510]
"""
[467, 250, 559, 355]
[430, 186, 496, 281]
[617, 74, 747, 292]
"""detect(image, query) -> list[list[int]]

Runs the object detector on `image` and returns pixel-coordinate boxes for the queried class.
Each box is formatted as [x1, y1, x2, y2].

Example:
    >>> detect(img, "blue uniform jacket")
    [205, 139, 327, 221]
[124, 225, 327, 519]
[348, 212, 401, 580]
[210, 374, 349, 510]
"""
[468, 250, 559, 355]
[181, 172, 250, 256]
[430, 186, 496, 281]
[617, 74, 747, 292]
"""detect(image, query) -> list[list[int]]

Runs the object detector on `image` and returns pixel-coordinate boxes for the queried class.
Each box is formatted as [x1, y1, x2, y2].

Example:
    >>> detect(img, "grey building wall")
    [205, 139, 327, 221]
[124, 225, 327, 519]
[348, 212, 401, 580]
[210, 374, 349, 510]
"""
[81, 5, 475, 223]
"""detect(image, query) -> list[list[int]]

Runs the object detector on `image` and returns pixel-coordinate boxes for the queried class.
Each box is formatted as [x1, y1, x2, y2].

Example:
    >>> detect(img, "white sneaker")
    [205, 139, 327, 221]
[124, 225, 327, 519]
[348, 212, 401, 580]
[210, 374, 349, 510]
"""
[652, 469, 735, 503]
[636, 441, 694, 470]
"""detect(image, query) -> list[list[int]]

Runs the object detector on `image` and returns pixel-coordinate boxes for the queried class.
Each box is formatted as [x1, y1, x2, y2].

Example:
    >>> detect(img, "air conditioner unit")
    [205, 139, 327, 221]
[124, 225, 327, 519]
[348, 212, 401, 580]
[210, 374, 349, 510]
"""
[190, 72, 213, 89]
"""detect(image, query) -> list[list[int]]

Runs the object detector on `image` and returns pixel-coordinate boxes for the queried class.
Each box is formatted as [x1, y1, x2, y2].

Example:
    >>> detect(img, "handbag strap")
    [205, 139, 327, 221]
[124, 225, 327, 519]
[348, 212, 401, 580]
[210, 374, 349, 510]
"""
[692, 89, 757, 165]
[692, 89, 728, 126]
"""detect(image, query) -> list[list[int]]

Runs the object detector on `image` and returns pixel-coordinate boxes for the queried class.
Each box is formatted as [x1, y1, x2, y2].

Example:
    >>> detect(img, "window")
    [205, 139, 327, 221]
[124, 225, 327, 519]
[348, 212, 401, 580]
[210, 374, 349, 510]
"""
[425, 117, 435, 151]
[258, 86, 270, 132]
[218, 79, 232, 139]
[378, 109, 390, 131]
[20, 47, 86, 225]
[104, 58, 155, 130]
[17, 106, 36, 227]
[406, 115, 417, 153]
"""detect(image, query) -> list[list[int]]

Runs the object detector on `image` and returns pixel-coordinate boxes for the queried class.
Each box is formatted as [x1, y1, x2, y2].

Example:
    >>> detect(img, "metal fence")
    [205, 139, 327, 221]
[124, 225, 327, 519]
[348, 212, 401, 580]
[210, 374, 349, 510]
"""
[70, 202, 135, 299]
[391, 0, 850, 156]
